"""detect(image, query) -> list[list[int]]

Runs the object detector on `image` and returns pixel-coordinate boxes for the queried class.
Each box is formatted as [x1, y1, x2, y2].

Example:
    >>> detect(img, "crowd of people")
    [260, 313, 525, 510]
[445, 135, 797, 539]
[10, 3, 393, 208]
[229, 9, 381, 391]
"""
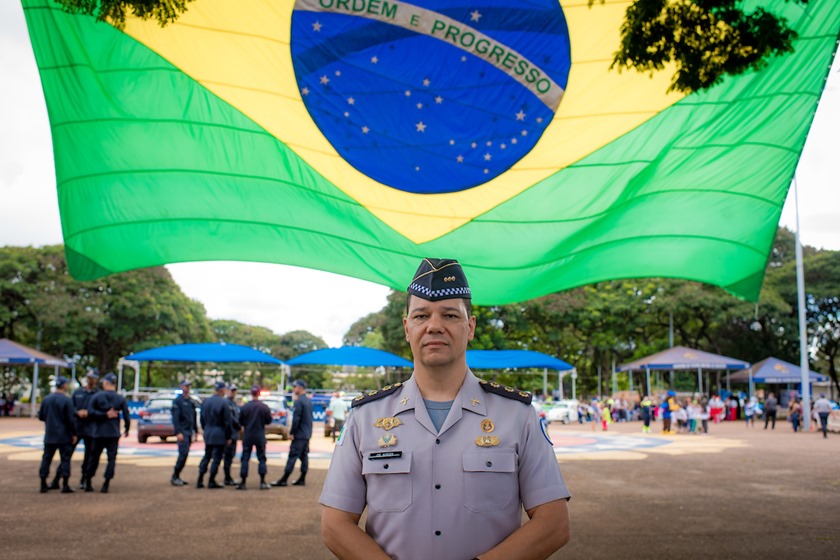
[574, 390, 836, 437]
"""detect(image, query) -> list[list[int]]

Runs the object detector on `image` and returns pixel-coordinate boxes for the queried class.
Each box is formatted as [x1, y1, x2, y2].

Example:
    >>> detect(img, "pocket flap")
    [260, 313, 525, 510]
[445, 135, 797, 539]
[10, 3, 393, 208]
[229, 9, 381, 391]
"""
[463, 449, 516, 473]
[362, 451, 412, 475]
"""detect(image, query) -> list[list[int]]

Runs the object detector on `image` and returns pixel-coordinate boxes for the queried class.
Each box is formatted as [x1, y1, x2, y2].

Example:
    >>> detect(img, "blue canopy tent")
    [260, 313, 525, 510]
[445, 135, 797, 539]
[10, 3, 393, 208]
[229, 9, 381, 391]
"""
[465, 350, 575, 400]
[121, 342, 285, 399]
[286, 346, 412, 368]
[727, 357, 829, 398]
[0, 338, 71, 417]
[619, 346, 749, 397]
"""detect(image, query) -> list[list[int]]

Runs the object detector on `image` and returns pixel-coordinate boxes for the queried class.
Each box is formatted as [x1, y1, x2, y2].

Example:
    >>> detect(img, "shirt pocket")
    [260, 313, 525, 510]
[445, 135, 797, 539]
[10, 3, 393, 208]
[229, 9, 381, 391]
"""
[462, 449, 518, 512]
[362, 450, 413, 513]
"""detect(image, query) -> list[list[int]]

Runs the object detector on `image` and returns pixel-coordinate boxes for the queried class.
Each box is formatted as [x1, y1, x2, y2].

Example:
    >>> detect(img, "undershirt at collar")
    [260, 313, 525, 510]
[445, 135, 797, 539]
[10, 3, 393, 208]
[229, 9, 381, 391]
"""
[424, 399, 455, 433]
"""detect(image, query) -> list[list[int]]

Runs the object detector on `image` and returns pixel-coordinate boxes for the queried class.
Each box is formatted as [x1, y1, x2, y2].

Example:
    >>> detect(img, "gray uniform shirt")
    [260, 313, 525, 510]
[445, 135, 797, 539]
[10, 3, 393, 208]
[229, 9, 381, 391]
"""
[320, 371, 571, 560]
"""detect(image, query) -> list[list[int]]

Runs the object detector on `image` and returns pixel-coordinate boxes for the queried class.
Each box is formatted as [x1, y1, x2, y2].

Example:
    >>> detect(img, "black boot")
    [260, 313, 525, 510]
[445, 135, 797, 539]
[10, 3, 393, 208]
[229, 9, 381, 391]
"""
[100, 479, 110, 494]
[207, 476, 223, 489]
[84, 478, 95, 492]
[61, 477, 74, 493]
[270, 473, 290, 487]
[259, 475, 269, 490]
[292, 473, 306, 486]
[235, 477, 247, 490]
[79, 478, 88, 491]
[49, 474, 61, 490]
[196, 473, 205, 489]
[171, 474, 186, 486]
[40, 477, 49, 493]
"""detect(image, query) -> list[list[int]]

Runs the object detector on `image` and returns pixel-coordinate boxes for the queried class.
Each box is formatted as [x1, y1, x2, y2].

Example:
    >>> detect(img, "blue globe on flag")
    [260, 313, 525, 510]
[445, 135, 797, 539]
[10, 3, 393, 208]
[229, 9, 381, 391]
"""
[291, 0, 571, 194]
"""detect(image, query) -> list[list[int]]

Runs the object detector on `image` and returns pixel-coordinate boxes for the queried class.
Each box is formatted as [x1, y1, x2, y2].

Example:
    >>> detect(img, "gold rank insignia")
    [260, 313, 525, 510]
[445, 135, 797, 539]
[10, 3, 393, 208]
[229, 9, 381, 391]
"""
[475, 435, 500, 447]
[400, 397, 409, 405]
[480, 419, 494, 433]
[374, 417, 403, 431]
[471, 398, 480, 406]
[378, 433, 398, 448]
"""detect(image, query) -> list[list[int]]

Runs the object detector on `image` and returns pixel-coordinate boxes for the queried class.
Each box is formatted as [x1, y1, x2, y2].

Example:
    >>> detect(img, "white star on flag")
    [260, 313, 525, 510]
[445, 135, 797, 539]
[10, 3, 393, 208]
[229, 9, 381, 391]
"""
[313, 21, 322, 32]
[405, 90, 411, 97]
[516, 110, 526, 121]
[470, 10, 482, 22]
[484, 153, 492, 161]
[486, 141, 492, 146]
[423, 78, 431, 86]
[362, 126, 370, 134]
[501, 143, 506, 149]
[415, 166, 421, 171]
[348, 97, 355, 105]
[416, 103, 423, 109]
[416, 121, 427, 132]
[335, 70, 341, 76]
[344, 112, 349, 117]
[457, 155, 464, 162]
[435, 96, 443, 104]
[471, 142, 477, 148]
[449, 139, 455, 145]
[320, 75, 329, 85]
[371, 56, 379, 64]
[301, 87, 309, 96]
[484, 168, 489, 174]
[511, 138, 518, 144]
[461, 56, 467, 62]
[537, 117, 543, 123]
[521, 130, 528, 136]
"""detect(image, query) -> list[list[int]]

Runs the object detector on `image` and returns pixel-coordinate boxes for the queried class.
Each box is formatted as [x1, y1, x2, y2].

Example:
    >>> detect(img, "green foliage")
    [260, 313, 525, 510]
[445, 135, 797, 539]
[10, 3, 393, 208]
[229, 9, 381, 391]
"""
[53, 0, 193, 28]
[609, 0, 806, 93]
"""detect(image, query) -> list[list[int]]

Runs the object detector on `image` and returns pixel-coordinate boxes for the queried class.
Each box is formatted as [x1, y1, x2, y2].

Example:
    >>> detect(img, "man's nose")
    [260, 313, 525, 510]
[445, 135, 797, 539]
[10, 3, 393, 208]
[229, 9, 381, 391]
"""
[425, 314, 444, 332]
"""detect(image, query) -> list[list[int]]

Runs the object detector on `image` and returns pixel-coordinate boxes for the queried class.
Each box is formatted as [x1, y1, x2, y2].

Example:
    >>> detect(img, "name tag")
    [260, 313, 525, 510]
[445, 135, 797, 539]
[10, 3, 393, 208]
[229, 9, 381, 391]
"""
[367, 451, 402, 460]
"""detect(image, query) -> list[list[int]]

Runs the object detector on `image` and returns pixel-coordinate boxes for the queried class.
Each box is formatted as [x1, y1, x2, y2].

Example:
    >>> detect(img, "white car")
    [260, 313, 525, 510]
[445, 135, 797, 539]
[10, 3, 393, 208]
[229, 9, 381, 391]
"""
[545, 400, 580, 424]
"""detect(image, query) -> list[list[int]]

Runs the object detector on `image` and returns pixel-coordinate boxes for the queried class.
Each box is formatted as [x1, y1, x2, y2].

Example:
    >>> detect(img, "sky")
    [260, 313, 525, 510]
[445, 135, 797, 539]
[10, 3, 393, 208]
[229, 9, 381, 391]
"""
[1, 3, 838, 348]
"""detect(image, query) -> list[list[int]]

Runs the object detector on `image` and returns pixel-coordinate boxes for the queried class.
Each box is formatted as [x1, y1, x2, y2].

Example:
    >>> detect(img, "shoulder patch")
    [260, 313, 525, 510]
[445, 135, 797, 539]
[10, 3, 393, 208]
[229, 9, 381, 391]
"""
[351, 382, 404, 408]
[478, 379, 532, 405]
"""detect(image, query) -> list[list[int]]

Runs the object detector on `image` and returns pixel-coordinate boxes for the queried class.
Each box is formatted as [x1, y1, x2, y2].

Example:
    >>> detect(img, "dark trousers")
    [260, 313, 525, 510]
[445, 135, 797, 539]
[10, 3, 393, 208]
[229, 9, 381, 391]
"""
[818, 412, 829, 435]
[764, 410, 777, 429]
[198, 444, 225, 477]
[88, 437, 120, 480]
[40, 443, 73, 479]
[332, 419, 345, 442]
[173, 433, 192, 475]
[285, 438, 309, 475]
[240, 439, 267, 478]
[72, 435, 95, 481]
[223, 437, 238, 477]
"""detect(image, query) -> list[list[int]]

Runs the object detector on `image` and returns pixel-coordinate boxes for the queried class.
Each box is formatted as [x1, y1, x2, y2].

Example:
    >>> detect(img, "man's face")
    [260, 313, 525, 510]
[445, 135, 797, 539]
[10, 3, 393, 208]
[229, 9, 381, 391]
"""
[102, 381, 115, 391]
[293, 385, 304, 397]
[403, 296, 476, 370]
[86, 377, 97, 389]
[181, 385, 190, 397]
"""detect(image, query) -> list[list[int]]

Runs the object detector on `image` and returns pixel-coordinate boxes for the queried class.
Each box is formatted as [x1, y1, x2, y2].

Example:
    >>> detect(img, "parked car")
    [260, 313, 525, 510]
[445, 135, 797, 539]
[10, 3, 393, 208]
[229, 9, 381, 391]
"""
[258, 395, 290, 440]
[545, 400, 580, 425]
[137, 393, 203, 443]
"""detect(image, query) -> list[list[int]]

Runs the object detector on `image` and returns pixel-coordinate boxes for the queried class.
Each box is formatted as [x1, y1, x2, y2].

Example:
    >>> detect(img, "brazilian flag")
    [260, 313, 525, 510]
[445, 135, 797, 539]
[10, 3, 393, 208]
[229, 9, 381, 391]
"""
[21, 0, 840, 304]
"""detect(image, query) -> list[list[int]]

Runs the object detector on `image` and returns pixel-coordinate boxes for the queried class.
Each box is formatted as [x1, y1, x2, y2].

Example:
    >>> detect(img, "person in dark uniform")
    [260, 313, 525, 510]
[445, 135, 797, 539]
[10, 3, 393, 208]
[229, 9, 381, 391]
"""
[223, 383, 241, 486]
[170, 380, 198, 486]
[197, 381, 232, 489]
[38, 376, 77, 493]
[71, 370, 99, 490]
[85, 372, 130, 493]
[236, 385, 273, 490]
[272, 379, 313, 487]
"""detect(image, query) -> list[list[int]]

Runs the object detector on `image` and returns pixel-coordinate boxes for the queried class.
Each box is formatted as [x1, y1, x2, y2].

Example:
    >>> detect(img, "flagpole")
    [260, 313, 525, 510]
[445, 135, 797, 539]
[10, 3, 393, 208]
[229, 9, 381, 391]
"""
[793, 175, 811, 431]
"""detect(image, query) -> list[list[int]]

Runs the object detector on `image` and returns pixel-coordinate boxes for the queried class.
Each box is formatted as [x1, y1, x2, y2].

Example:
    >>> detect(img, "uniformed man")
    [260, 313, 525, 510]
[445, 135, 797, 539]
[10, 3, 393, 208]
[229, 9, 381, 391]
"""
[38, 376, 77, 493]
[272, 379, 313, 487]
[236, 385, 273, 490]
[85, 372, 130, 493]
[223, 383, 241, 485]
[320, 258, 571, 560]
[197, 381, 232, 489]
[170, 380, 198, 486]
[71, 369, 99, 490]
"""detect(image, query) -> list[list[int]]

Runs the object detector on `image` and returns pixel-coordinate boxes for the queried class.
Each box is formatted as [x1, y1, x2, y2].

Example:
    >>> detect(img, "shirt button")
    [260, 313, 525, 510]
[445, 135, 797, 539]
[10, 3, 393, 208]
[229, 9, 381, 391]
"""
[486, 461, 492, 467]
[435, 438, 441, 444]
[434, 484, 441, 489]
[383, 464, 389, 470]
[435, 531, 441, 536]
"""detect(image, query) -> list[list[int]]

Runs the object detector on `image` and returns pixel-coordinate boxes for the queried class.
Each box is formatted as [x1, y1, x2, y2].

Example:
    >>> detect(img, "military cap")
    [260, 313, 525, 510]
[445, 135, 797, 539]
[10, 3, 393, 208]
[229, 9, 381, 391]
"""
[250, 384, 261, 396]
[228, 383, 238, 391]
[179, 379, 191, 387]
[292, 379, 307, 389]
[55, 376, 69, 388]
[102, 373, 117, 383]
[407, 258, 471, 302]
[214, 380, 227, 390]
[85, 370, 100, 379]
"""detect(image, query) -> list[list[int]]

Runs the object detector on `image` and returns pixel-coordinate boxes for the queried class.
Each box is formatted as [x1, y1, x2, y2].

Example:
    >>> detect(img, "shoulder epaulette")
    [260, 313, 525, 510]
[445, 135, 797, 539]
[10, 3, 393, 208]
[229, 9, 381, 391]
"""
[351, 382, 404, 408]
[478, 379, 532, 405]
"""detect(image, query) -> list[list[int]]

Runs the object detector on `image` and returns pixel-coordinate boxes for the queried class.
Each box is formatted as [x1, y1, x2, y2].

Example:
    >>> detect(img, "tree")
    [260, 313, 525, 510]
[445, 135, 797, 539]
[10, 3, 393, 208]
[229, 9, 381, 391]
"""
[53, 0, 806, 93]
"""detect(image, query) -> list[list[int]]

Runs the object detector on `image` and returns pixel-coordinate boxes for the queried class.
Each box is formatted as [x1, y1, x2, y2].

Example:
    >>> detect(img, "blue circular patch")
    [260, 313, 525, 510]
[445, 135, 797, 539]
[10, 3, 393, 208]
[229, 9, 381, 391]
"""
[291, 0, 571, 194]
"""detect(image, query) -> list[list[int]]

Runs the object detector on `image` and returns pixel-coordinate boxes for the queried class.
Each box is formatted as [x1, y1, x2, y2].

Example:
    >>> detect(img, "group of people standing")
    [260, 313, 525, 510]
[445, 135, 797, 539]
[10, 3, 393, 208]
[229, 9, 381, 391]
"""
[38, 370, 131, 494]
[169, 378, 314, 490]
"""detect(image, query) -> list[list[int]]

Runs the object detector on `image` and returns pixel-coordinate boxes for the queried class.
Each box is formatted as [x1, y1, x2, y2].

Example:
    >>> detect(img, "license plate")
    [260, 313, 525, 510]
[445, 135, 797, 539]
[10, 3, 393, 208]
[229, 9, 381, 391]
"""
[150, 413, 170, 423]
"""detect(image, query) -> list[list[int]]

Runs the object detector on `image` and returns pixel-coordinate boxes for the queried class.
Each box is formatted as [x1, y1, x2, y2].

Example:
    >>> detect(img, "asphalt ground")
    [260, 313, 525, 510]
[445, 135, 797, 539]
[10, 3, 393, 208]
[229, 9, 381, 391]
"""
[1, 417, 837, 559]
